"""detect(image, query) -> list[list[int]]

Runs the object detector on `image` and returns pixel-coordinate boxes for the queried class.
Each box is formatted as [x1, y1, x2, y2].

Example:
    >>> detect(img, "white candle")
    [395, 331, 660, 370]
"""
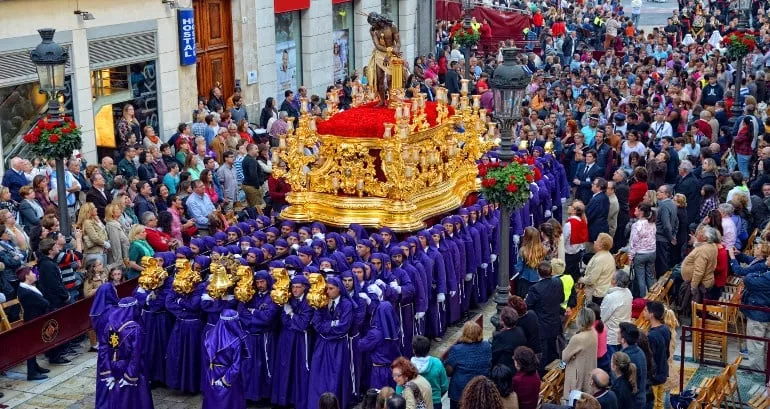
[279, 136, 286, 148]
[400, 126, 408, 139]
[461, 79, 469, 94]
[405, 166, 413, 178]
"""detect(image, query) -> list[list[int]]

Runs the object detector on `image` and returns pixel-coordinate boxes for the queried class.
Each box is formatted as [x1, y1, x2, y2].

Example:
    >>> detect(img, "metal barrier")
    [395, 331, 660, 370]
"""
[678, 298, 770, 392]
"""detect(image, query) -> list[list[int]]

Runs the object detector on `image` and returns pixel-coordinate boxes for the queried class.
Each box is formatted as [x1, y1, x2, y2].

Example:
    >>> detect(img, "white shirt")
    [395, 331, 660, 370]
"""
[600, 286, 632, 345]
[721, 217, 737, 249]
[563, 216, 585, 255]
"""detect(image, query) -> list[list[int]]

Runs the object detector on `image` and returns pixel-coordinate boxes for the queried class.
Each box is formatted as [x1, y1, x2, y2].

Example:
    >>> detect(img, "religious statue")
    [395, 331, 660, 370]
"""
[367, 12, 402, 107]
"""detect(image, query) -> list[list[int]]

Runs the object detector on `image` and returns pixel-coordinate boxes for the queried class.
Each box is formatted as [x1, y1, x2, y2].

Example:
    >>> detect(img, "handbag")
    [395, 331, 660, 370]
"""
[724, 145, 738, 172]
[405, 381, 428, 409]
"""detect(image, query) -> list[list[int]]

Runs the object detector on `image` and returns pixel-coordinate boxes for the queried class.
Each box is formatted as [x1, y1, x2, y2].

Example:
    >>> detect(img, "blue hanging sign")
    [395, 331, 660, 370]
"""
[177, 8, 196, 66]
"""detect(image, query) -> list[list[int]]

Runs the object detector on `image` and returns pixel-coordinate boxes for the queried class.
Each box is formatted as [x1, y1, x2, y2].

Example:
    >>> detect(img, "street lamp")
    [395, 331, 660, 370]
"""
[461, 0, 475, 79]
[730, 0, 752, 121]
[488, 48, 530, 324]
[30, 28, 72, 236]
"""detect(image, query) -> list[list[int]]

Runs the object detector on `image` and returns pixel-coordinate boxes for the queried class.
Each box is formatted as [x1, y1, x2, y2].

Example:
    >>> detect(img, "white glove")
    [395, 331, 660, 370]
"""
[437, 293, 446, 303]
[147, 290, 156, 301]
[415, 312, 426, 320]
[561, 197, 567, 204]
[367, 284, 383, 298]
[449, 291, 456, 297]
[331, 320, 339, 327]
[214, 379, 224, 387]
[513, 235, 520, 245]
[490, 254, 498, 263]
[552, 206, 557, 212]
[544, 210, 552, 218]
[529, 192, 534, 199]
[118, 378, 135, 388]
[283, 303, 293, 315]
[389, 282, 402, 293]
[481, 263, 489, 269]
[313, 232, 325, 240]
[465, 273, 473, 282]
[222, 295, 235, 301]
[304, 239, 313, 246]
[359, 292, 371, 305]
[102, 376, 116, 391]
[201, 294, 214, 301]
[291, 243, 300, 251]
[104, 240, 111, 250]
[374, 279, 386, 287]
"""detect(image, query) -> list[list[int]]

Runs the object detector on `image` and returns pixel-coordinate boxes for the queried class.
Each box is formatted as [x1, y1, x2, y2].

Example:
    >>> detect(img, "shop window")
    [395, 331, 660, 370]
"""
[381, 0, 399, 26]
[333, 2, 354, 83]
[275, 11, 303, 102]
[92, 61, 158, 152]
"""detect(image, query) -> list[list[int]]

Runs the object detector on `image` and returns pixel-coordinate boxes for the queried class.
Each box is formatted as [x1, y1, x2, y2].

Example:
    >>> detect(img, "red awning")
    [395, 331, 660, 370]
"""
[436, 0, 529, 44]
[275, 0, 310, 13]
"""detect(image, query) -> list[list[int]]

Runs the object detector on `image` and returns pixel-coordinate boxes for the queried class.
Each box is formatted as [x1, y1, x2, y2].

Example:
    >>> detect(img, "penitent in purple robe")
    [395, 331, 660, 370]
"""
[164, 285, 204, 393]
[271, 275, 314, 409]
[416, 231, 447, 339]
[357, 300, 401, 389]
[239, 270, 280, 402]
[340, 270, 367, 400]
[91, 283, 119, 409]
[432, 226, 460, 326]
[401, 243, 428, 337]
[308, 277, 353, 409]
[101, 297, 155, 409]
[202, 309, 247, 409]
[389, 247, 417, 357]
[133, 281, 174, 386]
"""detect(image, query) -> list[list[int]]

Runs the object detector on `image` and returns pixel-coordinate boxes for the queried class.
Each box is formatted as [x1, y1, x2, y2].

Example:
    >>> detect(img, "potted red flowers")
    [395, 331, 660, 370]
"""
[721, 31, 757, 59]
[453, 28, 480, 48]
[479, 158, 538, 211]
[23, 115, 82, 159]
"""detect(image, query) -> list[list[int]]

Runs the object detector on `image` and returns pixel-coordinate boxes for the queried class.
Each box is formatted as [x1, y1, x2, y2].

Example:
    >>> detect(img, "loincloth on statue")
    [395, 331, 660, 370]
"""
[368, 49, 390, 94]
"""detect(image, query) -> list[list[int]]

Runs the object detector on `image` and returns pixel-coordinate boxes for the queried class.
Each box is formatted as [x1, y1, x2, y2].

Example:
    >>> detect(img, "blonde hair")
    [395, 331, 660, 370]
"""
[732, 192, 749, 212]
[105, 203, 121, 221]
[644, 190, 657, 207]
[673, 193, 687, 208]
[128, 224, 146, 242]
[459, 321, 484, 343]
[76, 202, 97, 228]
[595, 233, 614, 252]
[551, 258, 566, 275]
[521, 226, 547, 268]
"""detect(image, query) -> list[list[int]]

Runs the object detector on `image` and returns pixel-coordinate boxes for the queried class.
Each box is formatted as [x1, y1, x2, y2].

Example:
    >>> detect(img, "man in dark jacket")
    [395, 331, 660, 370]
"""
[16, 266, 51, 380]
[674, 160, 701, 226]
[525, 261, 564, 374]
[85, 173, 112, 221]
[242, 144, 266, 214]
[586, 177, 610, 251]
[445, 61, 462, 95]
[655, 185, 678, 279]
[612, 170, 631, 251]
[645, 301, 671, 409]
[743, 265, 770, 370]
[619, 322, 647, 409]
[36, 237, 71, 364]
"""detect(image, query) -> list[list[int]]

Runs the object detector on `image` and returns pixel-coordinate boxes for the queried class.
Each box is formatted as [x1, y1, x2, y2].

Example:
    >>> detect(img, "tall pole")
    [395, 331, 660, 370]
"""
[463, 12, 472, 80]
[493, 117, 517, 318]
[48, 91, 70, 237]
[731, 3, 750, 120]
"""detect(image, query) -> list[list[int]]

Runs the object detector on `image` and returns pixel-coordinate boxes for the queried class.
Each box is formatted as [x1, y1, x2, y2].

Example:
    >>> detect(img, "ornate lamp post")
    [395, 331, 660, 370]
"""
[30, 28, 71, 236]
[461, 0, 475, 79]
[730, 0, 752, 121]
[489, 48, 531, 321]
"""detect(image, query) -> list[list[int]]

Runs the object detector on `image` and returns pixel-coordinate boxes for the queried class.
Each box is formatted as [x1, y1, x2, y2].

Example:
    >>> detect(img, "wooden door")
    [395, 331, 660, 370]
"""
[194, 0, 234, 102]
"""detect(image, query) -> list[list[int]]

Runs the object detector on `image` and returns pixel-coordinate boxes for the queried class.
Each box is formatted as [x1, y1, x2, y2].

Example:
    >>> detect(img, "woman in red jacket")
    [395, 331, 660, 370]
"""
[734, 116, 755, 179]
[268, 162, 291, 211]
[628, 167, 650, 217]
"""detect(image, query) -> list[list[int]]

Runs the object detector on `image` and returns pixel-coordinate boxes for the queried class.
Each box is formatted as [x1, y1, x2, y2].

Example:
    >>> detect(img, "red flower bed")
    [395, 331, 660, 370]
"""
[316, 101, 454, 138]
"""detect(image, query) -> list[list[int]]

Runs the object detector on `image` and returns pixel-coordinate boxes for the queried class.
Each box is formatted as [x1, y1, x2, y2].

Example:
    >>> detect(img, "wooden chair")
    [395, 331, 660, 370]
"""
[744, 229, 759, 256]
[0, 299, 23, 332]
[564, 287, 585, 331]
[720, 280, 746, 350]
[749, 391, 770, 409]
[538, 359, 565, 405]
[691, 302, 729, 364]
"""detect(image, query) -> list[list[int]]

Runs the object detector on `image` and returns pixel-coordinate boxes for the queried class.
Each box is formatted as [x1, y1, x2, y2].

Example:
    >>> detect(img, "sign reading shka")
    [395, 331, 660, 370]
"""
[178, 8, 196, 66]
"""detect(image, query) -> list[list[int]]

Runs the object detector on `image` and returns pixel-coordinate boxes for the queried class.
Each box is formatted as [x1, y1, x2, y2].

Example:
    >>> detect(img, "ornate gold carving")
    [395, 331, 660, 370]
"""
[172, 258, 201, 295]
[269, 267, 290, 306]
[306, 273, 329, 309]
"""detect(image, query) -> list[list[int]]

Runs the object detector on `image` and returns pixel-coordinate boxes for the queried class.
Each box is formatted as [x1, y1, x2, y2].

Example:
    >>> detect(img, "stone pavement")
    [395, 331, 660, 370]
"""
[0, 301, 499, 409]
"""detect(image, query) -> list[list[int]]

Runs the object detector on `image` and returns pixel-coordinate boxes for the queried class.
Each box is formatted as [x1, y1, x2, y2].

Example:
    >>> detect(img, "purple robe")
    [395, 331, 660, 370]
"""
[271, 278, 314, 409]
[341, 271, 367, 399]
[239, 271, 280, 402]
[165, 287, 204, 393]
[202, 294, 237, 327]
[468, 214, 491, 303]
[388, 256, 416, 357]
[202, 309, 247, 409]
[133, 282, 174, 385]
[308, 277, 353, 409]
[91, 283, 119, 409]
[357, 301, 401, 389]
[102, 297, 154, 409]
[416, 231, 447, 339]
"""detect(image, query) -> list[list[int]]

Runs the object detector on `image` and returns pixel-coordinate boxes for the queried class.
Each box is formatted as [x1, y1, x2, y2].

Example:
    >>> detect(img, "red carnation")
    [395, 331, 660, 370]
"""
[489, 162, 499, 168]
[482, 177, 497, 188]
[526, 174, 534, 182]
[23, 134, 33, 143]
[49, 134, 60, 143]
[526, 157, 535, 165]
[62, 127, 71, 134]
[31, 127, 41, 138]
[506, 183, 518, 193]
[478, 167, 488, 177]
[534, 167, 542, 181]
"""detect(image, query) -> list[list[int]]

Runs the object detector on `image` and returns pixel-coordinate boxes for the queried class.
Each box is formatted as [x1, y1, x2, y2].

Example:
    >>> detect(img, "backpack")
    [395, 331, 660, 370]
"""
[405, 381, 428, 409]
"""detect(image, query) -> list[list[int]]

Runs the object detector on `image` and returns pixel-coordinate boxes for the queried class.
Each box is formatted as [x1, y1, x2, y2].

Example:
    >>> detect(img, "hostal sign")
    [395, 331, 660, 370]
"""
[178, 8, 196, 66]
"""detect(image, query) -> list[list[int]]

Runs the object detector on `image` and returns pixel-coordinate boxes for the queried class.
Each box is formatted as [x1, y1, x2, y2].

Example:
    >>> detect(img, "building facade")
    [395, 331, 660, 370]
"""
[0, 0, 433, 170]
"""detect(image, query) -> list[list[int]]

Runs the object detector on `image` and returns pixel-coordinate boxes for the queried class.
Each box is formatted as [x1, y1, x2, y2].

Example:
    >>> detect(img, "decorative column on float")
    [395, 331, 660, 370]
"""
[484, 47, 532, 323]
[29, 28, 81, 237]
